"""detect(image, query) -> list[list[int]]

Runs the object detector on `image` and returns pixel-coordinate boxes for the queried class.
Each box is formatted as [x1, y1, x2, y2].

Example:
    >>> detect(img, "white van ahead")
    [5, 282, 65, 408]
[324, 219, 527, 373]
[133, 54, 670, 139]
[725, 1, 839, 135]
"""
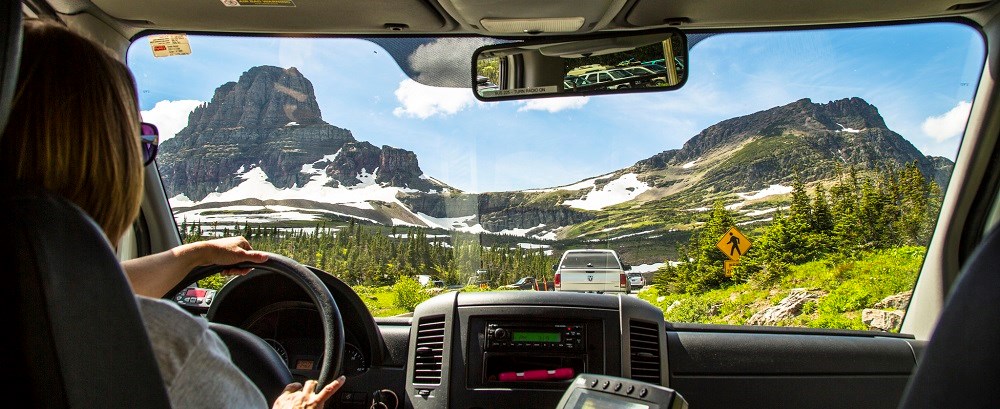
[553, 249, 631, 294]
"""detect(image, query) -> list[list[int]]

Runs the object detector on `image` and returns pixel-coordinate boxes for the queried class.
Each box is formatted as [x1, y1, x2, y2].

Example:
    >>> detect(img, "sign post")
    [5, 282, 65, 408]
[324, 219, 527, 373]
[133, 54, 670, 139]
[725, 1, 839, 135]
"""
[717, 227, 751, 276]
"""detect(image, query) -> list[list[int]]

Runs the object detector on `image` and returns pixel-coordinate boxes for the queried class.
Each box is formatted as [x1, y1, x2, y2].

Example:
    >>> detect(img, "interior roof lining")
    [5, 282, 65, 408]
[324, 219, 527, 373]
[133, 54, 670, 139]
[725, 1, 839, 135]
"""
[35, 0, 1000, 41]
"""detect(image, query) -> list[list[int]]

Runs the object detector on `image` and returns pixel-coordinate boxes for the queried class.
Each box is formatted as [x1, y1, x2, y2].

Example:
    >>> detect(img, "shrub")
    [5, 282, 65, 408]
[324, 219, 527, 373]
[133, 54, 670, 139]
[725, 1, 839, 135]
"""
[393, 276, 430, 311]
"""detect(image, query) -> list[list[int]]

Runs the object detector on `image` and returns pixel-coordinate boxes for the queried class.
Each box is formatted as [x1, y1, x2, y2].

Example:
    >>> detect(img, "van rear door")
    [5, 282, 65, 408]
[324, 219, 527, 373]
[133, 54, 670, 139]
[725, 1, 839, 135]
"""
[560, 267, 622, 291]
[557, 251, 624, 292]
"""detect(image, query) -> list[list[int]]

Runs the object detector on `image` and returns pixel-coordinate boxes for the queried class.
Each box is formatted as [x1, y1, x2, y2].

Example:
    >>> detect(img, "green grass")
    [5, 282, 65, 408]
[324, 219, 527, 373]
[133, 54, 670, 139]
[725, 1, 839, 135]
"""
[639, 246, 924, 331]
[351, 286, 409, 317]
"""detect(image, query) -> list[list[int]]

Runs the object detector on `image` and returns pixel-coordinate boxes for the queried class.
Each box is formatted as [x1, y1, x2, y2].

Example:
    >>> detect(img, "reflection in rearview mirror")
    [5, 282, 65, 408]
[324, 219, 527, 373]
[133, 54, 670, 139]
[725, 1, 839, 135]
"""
[473, 30, 687, 101]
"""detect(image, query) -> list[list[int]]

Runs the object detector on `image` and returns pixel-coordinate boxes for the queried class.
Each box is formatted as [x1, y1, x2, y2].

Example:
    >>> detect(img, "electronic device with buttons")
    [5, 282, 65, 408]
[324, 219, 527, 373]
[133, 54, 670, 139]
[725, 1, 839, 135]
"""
[485, 321, 586, 352]
[554, 374, 688, 409]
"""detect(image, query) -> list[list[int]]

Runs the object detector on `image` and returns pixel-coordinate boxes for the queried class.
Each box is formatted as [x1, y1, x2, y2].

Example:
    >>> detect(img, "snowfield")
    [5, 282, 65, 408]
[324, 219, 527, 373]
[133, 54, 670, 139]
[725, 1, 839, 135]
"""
[737, 184, 793, 200]
[563, 173, 651, 211]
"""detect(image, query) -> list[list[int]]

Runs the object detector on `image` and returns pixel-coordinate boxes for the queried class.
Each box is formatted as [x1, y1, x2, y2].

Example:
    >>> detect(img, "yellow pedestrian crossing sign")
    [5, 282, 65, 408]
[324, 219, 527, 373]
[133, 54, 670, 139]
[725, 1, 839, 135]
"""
[717, 227, 751, 261]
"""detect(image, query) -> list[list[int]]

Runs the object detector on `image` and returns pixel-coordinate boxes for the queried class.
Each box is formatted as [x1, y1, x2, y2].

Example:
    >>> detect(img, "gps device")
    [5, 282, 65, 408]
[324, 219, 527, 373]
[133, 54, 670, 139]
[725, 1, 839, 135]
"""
[555, 374, 688, 409]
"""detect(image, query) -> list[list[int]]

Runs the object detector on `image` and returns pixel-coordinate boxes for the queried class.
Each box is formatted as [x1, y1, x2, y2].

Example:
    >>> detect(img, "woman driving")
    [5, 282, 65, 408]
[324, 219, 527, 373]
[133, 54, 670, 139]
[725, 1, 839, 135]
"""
[0, 18, 345, 409]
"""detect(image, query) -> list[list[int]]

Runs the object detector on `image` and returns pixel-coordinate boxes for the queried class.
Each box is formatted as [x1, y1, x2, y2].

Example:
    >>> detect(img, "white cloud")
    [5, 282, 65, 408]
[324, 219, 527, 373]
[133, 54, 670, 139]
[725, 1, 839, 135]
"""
[140, 99, 203, 142]
[518, 96, 590, 113]
[392, 79, 477, 119]
[921, 101, 972, 142]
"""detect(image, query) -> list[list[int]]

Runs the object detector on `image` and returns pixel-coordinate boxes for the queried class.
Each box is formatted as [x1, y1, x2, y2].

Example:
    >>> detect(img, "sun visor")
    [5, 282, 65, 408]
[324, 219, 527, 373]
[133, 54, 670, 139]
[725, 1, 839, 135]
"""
[92, 0, 451, 33]
[439, 0, 629, 34]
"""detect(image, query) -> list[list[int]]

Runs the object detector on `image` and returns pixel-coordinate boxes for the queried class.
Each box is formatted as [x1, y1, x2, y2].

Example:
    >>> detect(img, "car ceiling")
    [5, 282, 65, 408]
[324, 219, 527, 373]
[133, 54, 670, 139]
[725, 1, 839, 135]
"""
[33, 0, 1000, 39]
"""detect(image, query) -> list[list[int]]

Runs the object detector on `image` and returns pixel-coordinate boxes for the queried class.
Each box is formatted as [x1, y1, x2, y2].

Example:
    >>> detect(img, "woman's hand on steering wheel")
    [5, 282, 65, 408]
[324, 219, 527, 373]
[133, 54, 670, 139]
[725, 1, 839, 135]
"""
[184, 236, 269, 276]
[273, 376, 346, 409]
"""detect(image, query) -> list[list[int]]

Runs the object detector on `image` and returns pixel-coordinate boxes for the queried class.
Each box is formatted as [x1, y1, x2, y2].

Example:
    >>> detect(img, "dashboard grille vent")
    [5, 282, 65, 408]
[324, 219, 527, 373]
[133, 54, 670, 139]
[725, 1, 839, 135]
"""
[413, 315, 446, 385]
[629, 320, 661, 384]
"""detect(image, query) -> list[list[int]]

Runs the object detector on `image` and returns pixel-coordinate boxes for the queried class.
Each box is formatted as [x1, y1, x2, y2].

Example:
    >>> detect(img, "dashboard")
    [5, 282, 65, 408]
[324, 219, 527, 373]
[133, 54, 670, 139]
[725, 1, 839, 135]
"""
[204, 267, 925, 409]
[241, 302, 370, 379]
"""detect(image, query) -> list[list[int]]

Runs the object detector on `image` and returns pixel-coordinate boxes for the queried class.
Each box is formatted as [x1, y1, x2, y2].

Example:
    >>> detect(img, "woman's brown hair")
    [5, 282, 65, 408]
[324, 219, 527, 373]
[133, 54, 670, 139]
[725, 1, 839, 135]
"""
[0, 19, 144, 243]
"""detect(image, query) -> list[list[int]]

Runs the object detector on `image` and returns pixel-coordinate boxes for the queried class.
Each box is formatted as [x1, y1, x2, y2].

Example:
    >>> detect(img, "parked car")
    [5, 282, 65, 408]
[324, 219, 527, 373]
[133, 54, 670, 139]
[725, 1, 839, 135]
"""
[563, 74, 591, 89]
[475, 75, 498, 92]
[622, 65, 667, 86]
[554, 249, 631, 294]
[627, 272, 646, 290]
[580, 68, 637, 89]
[416, 274, 445, 288]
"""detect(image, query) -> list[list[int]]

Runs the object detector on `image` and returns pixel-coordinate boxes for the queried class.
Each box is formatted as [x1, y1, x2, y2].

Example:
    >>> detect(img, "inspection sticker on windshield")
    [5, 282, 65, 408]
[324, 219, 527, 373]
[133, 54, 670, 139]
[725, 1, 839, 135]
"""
[148, 34, 192, 58]
[220, 0, 296, 6]
[482, 86, 558, 97]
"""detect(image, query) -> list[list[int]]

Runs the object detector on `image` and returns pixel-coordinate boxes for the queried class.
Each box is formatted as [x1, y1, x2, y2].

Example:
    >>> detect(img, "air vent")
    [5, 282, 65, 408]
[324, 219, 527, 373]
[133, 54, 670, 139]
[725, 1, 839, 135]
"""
[413, 315, 446, 385]
[629, 320, 661, 384]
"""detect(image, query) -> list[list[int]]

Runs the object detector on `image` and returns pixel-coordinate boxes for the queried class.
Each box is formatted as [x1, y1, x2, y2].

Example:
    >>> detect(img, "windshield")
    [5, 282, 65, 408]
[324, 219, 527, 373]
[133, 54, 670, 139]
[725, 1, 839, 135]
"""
[129, 22, 983, 332]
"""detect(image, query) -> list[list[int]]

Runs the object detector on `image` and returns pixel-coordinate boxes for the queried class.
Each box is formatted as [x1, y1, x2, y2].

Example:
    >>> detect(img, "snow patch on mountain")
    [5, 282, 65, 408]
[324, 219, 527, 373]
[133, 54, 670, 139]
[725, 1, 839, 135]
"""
[737, 184, 793, 200]
[682, 158, 700, 169]
[836, 123, 863, 133]
[563, 173, 651, 211]
[522, 173, 614, 193]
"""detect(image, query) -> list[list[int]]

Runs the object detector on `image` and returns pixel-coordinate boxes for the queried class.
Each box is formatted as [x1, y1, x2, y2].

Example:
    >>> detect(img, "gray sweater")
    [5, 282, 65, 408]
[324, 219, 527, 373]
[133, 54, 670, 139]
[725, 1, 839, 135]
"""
[138, 296, 269, 408]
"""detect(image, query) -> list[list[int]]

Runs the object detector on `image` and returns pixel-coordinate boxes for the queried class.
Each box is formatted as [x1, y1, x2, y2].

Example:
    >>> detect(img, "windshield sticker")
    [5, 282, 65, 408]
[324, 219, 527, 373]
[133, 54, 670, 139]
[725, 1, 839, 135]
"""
[148, 34, 192, 58]
[220, 0, 296, 7]
[481, 86, 557, 97]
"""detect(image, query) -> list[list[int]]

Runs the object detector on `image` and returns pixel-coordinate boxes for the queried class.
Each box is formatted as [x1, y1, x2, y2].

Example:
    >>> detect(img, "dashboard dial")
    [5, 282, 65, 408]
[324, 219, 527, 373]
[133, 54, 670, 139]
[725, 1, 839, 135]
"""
[264, 338, 289, 365]
[344, 343, 368, 376]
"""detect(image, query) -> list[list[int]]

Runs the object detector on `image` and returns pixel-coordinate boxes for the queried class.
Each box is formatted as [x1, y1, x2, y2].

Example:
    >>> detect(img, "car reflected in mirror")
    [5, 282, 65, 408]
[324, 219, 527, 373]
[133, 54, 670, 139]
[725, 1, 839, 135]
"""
[472, 29, 687, 101]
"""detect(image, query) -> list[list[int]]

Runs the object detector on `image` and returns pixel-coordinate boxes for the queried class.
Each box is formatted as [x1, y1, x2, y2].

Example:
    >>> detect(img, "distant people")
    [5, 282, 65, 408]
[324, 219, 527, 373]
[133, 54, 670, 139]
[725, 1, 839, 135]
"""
[1, 19, 343, 408]
[727, 232, 742, 257]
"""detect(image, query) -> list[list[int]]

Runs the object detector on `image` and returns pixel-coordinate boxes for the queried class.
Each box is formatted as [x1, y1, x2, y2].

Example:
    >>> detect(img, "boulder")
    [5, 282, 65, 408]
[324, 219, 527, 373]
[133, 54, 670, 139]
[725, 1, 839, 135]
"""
[862, 309, 904, 332]
[747, 288, 819, 326]
[873, 290, 912, 310]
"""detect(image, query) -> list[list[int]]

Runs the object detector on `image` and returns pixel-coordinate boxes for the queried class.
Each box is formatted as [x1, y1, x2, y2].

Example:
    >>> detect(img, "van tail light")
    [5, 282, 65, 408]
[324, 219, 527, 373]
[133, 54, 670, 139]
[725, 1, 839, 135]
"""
[554, 273, 561, 289]
[620, 273, 627, 288]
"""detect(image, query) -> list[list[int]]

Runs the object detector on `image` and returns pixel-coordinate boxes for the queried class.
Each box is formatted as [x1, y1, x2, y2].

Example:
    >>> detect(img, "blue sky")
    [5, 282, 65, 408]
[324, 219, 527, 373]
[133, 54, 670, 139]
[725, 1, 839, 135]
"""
[128, 22, 984, 193]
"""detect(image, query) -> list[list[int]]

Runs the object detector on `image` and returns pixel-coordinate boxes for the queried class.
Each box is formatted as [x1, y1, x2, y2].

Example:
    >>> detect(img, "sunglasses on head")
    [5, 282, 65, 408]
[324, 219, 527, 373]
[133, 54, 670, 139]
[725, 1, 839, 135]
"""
[141, 122, 159, 166]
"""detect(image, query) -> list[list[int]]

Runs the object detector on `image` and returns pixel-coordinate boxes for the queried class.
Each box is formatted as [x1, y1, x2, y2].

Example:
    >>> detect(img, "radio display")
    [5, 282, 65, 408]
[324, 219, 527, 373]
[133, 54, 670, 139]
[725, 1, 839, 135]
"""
[513, 331, 561, 343]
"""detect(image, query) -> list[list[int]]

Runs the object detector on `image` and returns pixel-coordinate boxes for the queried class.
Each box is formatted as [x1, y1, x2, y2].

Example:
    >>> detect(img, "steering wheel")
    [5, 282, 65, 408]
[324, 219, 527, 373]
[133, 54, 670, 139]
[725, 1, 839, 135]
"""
[188, 253, 345, 396]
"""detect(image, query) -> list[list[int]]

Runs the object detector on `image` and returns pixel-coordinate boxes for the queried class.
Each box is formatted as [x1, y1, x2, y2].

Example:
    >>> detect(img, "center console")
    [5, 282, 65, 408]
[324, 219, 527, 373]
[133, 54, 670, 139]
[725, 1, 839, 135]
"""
[405, 291, 668, 409]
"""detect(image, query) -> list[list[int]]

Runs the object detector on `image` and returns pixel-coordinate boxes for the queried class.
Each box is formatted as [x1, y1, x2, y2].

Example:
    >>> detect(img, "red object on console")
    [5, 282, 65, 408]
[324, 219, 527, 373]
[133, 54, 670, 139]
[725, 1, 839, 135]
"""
[498, 368, 575, 382]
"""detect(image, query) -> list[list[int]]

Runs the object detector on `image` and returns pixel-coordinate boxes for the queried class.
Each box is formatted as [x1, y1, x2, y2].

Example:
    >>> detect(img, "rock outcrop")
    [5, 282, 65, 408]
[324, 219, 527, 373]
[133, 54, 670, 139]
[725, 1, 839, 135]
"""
[158, 65, 446, 201]
[861, 290, 913, 332]
[747, 288, 822, 326]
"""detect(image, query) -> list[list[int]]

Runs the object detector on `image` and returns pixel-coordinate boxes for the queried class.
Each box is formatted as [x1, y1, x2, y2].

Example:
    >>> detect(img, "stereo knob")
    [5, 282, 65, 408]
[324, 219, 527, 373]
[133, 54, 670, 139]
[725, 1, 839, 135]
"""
[494, 328, 509, 340]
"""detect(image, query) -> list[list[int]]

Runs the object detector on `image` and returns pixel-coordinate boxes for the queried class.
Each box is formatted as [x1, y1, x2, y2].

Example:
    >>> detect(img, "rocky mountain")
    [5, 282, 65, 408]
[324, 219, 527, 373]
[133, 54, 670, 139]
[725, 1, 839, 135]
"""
[629, 97, 951, 191]
[403, 98, 955, 239]
[158, 66, 952, 244]
[158, 66, 448, 215]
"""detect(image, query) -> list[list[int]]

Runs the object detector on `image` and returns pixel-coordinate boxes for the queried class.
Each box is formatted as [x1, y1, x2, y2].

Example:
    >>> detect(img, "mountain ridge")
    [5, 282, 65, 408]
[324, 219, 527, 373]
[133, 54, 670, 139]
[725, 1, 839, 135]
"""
[157, 65, 953, 243]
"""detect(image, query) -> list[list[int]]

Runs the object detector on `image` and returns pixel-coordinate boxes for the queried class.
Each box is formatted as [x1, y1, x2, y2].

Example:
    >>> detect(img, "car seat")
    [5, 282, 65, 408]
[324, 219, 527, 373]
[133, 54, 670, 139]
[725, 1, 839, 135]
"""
[897, 224, 1000, 408]
[1, 4, 172, 408]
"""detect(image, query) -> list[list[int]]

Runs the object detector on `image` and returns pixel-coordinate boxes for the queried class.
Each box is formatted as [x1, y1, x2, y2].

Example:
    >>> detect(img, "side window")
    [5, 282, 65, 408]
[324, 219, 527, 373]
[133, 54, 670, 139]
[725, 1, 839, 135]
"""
[598, 73, 611, 82]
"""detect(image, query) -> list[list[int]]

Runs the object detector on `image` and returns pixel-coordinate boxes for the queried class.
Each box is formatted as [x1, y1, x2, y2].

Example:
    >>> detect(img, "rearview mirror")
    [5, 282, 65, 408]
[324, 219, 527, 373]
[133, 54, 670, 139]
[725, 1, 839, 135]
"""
[472, 29, 686, 101]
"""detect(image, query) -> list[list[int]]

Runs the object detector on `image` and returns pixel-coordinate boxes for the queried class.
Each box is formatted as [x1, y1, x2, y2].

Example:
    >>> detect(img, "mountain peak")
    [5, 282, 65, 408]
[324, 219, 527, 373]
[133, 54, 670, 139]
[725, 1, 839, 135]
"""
[667, 97, 888, 162]
[816, 97, 887, 130]
[180, 65, 327, 134]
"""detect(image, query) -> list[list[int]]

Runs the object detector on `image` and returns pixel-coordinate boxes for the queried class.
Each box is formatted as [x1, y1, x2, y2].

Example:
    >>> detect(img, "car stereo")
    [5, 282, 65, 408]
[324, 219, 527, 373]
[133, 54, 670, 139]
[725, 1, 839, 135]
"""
[555, 374, 688, 409]
[485, 321, 586, 352]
